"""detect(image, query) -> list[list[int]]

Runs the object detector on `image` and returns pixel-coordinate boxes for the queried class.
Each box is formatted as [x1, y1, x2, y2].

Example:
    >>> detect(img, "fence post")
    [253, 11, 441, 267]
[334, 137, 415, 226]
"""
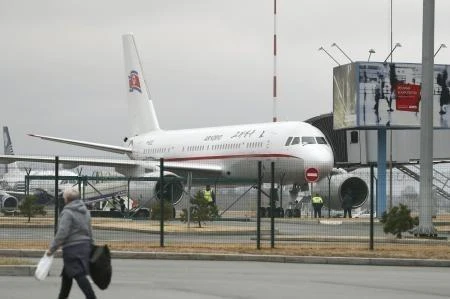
[25, 168, 31, 196]
[159, 158, 165, 247]
[54, 156, 59, 235]
[257, 161, 262, 249]
[187, 172, 192, 228]
[370, 164, 375, 250]
[327, 174, 332, 218]
[271, 162, 275, 248]
[127, 178, 131, 218]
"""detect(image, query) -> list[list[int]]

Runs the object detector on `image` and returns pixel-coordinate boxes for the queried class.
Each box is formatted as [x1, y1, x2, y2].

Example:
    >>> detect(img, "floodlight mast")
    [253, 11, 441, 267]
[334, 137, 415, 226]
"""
[272, 0, 278, 123]
[331, 42, 353, 63]
[384, 42, 402, 62]
[318, 47, 340, 66]
[417, 0, 437, 236]
[434, 43, 446, 57]
[368, 49, 375, 62]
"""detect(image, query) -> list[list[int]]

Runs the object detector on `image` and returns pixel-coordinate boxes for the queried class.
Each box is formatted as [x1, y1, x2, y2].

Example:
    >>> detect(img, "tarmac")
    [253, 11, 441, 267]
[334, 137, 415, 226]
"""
[4, 258, 450, 299]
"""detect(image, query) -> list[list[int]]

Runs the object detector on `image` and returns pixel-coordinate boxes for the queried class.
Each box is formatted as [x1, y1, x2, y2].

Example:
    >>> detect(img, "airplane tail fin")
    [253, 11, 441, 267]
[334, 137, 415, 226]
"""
[2, 126, 20, 173]
[122, 33, 160, 136]
[3, 126, 14, 155]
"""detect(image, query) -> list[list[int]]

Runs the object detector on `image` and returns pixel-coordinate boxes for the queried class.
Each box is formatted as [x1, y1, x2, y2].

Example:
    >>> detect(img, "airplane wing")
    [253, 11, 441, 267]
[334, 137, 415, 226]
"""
[0, 154, 224, 176]
[5, 134, 224, 176]
[0, 154, 154, 169]
[28, 134, 132, 155]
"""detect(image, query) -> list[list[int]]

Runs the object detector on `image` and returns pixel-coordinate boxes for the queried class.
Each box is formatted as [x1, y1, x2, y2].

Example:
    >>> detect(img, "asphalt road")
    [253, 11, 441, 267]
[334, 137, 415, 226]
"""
[2, 258, 450, 299]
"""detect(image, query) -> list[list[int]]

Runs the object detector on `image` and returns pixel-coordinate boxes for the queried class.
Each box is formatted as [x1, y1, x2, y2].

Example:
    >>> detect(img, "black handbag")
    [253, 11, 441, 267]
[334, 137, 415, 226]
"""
[90, 244, 112, 290]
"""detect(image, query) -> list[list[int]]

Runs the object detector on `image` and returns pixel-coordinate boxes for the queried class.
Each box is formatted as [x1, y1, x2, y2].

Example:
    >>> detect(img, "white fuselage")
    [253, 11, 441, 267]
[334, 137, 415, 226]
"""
[0, 167, 77, 193]
[127, 121, 334, 184]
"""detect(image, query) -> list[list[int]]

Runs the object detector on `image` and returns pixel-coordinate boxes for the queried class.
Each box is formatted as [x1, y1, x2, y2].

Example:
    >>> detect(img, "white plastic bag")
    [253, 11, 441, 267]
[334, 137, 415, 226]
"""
[34, 251, 54, 281]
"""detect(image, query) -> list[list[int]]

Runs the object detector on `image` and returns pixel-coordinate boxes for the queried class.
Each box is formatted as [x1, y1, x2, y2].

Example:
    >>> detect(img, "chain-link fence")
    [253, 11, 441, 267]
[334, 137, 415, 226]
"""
[1, 158, 449, 255]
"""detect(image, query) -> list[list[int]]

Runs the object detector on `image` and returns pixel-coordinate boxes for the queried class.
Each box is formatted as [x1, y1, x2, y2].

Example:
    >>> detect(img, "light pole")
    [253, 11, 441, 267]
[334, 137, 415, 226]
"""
[384, 42, 402, 62]
[368, 49, 376, 62]
[318, 46, 340, 66]
[434, 43, 447, 57]
[384, 42, 402, 211]
[331, 42, 353, 63]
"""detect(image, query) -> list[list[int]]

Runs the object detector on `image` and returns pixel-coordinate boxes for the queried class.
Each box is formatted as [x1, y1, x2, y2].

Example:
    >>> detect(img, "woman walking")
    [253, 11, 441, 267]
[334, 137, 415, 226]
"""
[47, 187, 96, 299]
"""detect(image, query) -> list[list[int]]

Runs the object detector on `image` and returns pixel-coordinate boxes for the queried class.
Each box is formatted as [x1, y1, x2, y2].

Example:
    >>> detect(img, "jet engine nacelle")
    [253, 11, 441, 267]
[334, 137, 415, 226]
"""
[314, 172, 368, 210]
[0, 190, 19, 212]
[128, 171, 184, 207]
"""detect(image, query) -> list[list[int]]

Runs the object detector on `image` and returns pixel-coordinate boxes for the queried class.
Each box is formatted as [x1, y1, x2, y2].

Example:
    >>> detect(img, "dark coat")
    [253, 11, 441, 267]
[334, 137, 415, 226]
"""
[342, 193, 353, 210]
[62, 241, 91, 278]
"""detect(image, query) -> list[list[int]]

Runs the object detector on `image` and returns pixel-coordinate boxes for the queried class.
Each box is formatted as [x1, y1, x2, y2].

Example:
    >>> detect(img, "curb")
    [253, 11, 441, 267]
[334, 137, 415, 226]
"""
[0, 265, 37, 276]
[109, 251, 450, 267]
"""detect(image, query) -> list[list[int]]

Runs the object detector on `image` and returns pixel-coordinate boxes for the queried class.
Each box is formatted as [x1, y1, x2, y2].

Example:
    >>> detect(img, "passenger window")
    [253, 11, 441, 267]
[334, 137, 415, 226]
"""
[301, 137, 316, 145]
[291, 137, 300, 145]
[316, 137, 327, 144]
[285, 137, 293, 146]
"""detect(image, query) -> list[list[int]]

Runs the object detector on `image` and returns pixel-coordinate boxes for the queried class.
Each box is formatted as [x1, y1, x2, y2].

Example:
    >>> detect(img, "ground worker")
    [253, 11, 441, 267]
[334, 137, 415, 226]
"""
[342, 190, 353, 218]
[203, 185, 216, 205]
[311, 193, 323, 218]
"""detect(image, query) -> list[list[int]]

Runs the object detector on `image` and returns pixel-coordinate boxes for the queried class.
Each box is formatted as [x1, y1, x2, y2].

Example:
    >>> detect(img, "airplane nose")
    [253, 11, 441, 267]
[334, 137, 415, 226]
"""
[305, 145, 334, 176]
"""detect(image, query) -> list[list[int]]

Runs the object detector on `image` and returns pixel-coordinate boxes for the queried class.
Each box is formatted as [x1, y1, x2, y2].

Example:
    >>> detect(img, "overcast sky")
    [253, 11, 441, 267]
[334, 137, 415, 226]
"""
[1, 0, 449, 158]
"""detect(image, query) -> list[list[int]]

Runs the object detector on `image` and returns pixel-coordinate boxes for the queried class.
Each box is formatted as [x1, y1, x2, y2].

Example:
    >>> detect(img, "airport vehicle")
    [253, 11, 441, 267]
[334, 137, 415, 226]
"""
[353, 210, 376, 218]
[0, 34, 368, 210]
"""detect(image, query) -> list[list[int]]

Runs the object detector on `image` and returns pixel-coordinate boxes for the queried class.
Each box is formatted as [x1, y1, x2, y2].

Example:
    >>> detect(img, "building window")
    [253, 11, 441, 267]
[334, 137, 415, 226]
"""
[350, 131, 359, 144]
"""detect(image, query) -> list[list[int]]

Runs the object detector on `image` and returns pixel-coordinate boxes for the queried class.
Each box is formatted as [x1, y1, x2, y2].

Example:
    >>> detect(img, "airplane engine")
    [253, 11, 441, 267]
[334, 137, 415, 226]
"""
[314, 172, 369, 210]
[128, 171, 184, 206]
[0, 191, 19, 212]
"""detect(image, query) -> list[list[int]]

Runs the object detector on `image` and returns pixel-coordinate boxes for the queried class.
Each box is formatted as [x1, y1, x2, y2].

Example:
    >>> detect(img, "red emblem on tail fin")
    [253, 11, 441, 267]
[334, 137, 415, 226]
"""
[128, 70, 142, 93]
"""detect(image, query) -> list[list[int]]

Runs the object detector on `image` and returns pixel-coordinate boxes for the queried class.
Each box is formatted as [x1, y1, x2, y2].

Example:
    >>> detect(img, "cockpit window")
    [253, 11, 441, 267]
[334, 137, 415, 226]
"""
[301, 136, 316, 145]
[285, 137, 293, 146]
[291, 137, 300, 145]
[316, 137, 327, 144]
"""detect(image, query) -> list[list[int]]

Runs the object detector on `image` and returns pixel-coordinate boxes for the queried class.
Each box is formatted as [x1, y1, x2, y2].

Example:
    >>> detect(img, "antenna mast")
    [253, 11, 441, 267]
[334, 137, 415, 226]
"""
[272, 0, 278, 122]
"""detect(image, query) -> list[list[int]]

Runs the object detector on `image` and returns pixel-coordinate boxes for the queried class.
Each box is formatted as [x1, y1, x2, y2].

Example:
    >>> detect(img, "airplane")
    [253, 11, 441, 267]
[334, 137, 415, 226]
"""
[0, 34, 368, 211]
[0, 126, 77, 203]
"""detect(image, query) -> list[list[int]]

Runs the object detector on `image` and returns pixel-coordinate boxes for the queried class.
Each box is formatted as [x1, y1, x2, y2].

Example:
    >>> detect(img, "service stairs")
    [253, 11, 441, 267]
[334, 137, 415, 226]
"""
[396, 164, 450, 200]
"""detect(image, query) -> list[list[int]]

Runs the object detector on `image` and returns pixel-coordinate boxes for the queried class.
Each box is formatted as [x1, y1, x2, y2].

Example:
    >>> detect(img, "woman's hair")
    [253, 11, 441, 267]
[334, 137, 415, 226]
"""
[63, 187, 80, 202]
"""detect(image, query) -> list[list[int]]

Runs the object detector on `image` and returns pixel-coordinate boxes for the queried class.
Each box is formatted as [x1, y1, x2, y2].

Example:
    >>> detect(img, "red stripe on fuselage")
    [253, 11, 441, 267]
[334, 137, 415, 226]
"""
[164, 153, 299, 162]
